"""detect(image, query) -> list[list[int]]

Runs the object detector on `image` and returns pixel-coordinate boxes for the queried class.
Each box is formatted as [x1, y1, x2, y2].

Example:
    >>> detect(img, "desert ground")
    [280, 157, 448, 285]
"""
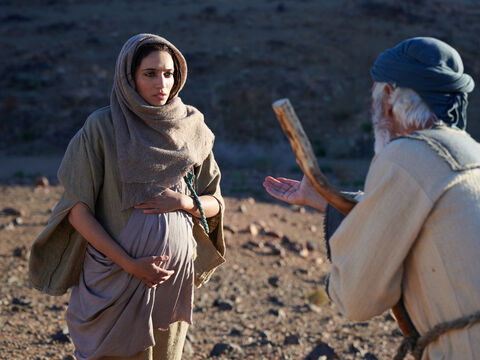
[1, 0, 480, 359]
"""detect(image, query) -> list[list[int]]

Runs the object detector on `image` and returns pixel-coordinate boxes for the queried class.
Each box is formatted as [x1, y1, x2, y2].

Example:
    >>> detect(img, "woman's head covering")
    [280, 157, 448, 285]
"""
[115, 33, 187, 105]
[111, 33, 215, 210]
[370, 37, 475, 130]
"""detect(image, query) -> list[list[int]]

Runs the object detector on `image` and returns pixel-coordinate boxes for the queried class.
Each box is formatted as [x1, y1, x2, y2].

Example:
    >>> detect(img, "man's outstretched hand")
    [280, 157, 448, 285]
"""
[263, 175, 327, 213]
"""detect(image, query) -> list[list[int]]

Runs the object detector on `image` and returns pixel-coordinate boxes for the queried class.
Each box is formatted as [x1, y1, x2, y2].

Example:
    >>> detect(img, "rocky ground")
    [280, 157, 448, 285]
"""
[0, 176, 406, 360]
[2, 0, 480, 359]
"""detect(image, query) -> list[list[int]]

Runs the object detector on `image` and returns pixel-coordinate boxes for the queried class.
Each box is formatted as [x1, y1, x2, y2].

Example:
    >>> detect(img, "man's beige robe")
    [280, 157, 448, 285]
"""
[328, 128, 480, 359]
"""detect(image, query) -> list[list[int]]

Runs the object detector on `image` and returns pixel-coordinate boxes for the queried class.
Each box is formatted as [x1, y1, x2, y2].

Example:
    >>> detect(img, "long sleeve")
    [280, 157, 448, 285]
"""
[327, 158, 433, 321]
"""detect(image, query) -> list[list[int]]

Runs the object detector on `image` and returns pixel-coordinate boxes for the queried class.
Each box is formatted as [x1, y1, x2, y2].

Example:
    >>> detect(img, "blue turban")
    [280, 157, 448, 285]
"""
[370, 37, 475, 130]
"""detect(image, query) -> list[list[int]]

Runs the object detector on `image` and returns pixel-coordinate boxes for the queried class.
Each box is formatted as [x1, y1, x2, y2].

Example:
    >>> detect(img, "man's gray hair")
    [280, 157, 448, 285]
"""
[373, 82, 442, 130]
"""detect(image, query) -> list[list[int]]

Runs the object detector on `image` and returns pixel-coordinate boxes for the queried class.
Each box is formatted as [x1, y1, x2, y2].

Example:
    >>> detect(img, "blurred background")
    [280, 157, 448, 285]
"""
[1, 0, 480, 190]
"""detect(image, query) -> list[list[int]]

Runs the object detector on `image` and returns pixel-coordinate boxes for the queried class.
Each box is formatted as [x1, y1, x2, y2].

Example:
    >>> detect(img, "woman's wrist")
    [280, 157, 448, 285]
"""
[179, 194, 197, 214]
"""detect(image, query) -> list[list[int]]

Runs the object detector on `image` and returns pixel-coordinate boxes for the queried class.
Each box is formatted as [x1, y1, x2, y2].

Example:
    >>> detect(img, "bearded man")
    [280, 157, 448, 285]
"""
[263, 37, 480, 359]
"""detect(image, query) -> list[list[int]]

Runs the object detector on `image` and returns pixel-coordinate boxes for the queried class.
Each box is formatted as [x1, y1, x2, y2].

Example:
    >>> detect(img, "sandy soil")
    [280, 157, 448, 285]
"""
[0, 181, 405, 360]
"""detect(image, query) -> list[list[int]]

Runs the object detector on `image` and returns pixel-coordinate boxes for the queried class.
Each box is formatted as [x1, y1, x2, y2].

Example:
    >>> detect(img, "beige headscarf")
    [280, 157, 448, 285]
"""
[110, 34, 215, 210]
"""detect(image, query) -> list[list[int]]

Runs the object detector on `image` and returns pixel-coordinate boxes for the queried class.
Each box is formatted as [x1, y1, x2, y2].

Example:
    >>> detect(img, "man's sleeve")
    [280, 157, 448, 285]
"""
[327, 159, 433, 321]
[324, 192, 363, 261]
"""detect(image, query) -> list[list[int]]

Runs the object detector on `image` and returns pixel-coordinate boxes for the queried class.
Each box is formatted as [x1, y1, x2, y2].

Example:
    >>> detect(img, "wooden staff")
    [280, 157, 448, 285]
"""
[272, 98, 418, 340]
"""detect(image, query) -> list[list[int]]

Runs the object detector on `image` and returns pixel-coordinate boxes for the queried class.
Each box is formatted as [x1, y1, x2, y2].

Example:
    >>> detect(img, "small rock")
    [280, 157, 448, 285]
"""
[239, 204, 247, 213]
[268, 308, 286, 318]
[209, 343, 243, 357]
[268, 295, 284, 306]
[13, 245, 27, 258]
[34, 175, 49, 187]
[306, 241, 317, 251]
[265, 243, 285, 257]
[363, 352, 378, 360]
[310, 225, 318, 232]
[12, 296, 31, 307]
[248, 223, 259, 236]
[2, 222, 15, 231]
[229, 328, 242, 336]
[247, 197, 255, 204]
[284, 334, 300, 345]
[224, 224, 238, 234]
[299, 246, 309, 258]
[50, 327, 71, 344]
[1, 207, 24, 216]
[307, 289, 329, 307]
[268, 276, 280, 288]
[7, 275, 20, 284]
[213, 298, 234, 311]
[242, 239, 263, 250]
[13, 217, 23, 226]
[305, 340, 339, 359]
[264, 230, 283, 238]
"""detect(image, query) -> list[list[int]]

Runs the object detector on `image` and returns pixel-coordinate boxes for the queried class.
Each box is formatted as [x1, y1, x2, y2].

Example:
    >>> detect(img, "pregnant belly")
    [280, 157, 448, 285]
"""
[117, 209, 196, 268]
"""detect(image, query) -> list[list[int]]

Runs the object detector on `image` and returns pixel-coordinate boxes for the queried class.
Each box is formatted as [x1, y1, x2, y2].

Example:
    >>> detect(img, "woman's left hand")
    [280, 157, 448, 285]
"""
[134, 189, 185, 214]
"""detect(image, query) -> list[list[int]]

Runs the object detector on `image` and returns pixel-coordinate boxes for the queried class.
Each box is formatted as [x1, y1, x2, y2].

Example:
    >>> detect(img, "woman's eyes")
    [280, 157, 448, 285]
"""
[144, 71, 174, 78]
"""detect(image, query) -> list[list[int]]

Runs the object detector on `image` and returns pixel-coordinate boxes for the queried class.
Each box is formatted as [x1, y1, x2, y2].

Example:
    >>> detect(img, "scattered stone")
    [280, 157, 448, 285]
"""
[209, 343, 243, 357]
[307, 289, 329, 307]
[34, 175, 49, 187]
[305, 340, 339, 359]
[299, 246, 309, 258]
[242, 239, 263, 250]
[7, 275, 20, 284]
[293, 268, 309, 275]
[264, 230, 283, 238]
[268, 308, 286, 318]
[1, 207, 24, 216]
[213, 298, 234, 311]
[229, 328, 242, 336]
[284, 334, 300, 345]
[239, 204, 247, 213]
[265, 242, 285, 257]
[50, 327, 71, 344]
[306, 241, 317, 251]
[247, 223, 259, 236]
[13, 245, 27, 258]
[391, 328, 403, 337]
[223, 224, 238, 234]
[12, 296, 32, 307]
[268, 275, 280, 288]
[247, 197, 255, 204]
[310, 225, 318, 232]
[267, 295, 284, 306]
[13, 217, 23, 226]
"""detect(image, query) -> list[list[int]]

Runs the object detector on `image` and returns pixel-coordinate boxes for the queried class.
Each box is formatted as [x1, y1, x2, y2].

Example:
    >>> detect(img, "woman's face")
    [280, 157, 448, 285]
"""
[134, 50, 175, 106]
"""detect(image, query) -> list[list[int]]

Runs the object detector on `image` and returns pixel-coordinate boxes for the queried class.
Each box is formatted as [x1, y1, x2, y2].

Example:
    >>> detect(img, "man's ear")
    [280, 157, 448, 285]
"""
[382, 84, 395, 121]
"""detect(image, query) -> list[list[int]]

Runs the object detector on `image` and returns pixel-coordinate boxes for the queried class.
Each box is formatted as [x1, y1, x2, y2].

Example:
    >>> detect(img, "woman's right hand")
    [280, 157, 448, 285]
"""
[126, 255, 175, 288]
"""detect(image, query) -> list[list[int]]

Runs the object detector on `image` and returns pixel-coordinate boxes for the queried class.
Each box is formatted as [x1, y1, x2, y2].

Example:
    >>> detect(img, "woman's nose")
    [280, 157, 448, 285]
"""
[155, 77, 166, 88]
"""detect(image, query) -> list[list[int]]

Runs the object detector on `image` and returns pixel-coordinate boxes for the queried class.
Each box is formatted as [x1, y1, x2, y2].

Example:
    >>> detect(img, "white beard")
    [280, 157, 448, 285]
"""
[372, 97, 392, 155]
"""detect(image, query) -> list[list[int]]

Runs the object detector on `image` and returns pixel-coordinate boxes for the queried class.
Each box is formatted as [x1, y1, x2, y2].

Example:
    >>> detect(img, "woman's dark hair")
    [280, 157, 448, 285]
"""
[131, 43, 182, 101]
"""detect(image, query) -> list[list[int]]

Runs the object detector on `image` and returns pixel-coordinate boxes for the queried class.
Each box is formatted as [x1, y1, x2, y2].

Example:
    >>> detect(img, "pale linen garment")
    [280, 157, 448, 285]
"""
[66, 181, 196, 360]
[327, 130, 480, 359]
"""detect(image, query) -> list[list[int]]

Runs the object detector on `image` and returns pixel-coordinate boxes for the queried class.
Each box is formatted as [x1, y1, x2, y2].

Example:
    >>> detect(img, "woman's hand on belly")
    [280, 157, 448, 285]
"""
[134, 188, 184, 214]
[125, 255, 174, 288]
[135, 189, 220, 218]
